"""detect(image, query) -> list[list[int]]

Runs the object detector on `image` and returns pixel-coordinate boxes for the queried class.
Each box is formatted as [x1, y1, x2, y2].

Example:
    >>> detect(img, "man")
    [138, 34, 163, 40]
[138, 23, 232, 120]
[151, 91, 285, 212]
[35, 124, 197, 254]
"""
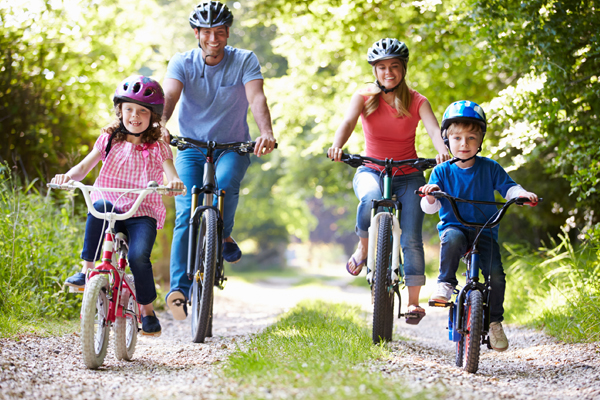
[161, 1, 276, 320]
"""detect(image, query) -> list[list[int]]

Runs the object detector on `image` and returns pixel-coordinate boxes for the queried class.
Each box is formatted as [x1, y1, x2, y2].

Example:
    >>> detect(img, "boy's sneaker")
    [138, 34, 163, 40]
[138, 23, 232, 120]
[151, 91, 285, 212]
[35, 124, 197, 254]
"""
[166, 290, 187, 321]
[430, 282, 454, 303]
[65, 272, 86, 287]
[141, 312, 161, 337]
[489, 322, 509, 351]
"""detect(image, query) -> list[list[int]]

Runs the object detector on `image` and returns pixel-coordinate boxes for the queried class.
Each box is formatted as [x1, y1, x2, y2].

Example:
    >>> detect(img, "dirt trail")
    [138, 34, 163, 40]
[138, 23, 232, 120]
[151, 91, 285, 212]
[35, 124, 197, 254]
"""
[1, 277, 599, 400]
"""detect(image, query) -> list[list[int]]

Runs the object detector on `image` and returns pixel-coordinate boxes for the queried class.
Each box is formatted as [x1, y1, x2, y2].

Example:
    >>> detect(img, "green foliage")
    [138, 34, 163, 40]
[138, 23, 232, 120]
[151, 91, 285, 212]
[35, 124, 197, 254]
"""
[504, 230, 600, 342]
[0, 0, 165, 181]
[223, 300, 427, 399]
[0, 163, 84, 335]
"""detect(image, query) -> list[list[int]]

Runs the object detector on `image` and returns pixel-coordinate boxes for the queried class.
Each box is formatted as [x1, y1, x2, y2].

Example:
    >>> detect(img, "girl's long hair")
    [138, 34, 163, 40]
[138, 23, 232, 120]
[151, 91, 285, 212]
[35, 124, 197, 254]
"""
[101, 103, 163, 144]
[363, 61, 412, 119]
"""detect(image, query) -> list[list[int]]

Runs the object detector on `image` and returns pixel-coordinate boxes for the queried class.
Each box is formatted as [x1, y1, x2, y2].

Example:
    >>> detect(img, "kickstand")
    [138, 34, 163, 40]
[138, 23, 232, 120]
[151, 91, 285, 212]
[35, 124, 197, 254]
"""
[394, 284, 402, 318]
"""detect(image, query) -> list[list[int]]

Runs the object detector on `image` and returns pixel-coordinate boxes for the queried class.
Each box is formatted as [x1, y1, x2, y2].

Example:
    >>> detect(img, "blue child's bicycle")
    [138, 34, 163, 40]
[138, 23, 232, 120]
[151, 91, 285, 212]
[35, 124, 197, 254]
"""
[417, 190, 540, 373]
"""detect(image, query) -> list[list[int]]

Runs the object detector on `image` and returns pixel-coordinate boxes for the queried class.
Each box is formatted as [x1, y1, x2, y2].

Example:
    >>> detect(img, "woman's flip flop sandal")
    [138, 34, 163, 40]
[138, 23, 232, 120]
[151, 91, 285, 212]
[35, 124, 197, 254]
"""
[405, 305, 426, 325]
[346, 256, 367, 276]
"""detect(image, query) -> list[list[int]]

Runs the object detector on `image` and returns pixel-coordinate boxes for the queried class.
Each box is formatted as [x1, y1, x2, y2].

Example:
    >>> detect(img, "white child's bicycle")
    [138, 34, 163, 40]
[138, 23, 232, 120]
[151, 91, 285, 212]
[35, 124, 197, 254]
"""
[47, 181, 181, 369]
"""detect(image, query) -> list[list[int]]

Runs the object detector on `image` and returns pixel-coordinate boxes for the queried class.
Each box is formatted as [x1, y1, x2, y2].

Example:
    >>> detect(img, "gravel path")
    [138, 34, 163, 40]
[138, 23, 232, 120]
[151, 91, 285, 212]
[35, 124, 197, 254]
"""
[1, 277, 599, 399]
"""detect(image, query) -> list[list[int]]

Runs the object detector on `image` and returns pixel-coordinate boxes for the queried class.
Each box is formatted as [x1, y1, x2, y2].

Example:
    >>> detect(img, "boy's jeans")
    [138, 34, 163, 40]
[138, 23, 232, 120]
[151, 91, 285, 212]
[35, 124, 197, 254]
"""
[438, 226, 506, 323]
[81, 200, 158, 306]
[353, 166, 427, 287]
[170, 147, 251, 298]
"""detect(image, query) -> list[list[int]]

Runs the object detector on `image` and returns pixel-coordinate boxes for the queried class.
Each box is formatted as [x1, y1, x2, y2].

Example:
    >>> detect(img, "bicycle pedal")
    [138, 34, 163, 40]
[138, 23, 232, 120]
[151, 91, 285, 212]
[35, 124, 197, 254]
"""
[428, 300, 453, 308]
[68, 286, 85, 294]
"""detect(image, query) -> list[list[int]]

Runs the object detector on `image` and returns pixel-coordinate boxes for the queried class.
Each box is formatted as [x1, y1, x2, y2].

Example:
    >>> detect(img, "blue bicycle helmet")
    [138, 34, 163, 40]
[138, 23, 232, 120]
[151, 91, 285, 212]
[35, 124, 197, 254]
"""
[441, 100, 487, 151]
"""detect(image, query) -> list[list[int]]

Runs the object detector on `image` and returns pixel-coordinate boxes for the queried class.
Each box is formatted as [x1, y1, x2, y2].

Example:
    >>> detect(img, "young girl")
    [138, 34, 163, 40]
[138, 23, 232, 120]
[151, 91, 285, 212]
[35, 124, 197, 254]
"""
[328, 38, 450, 325]
[51, 75, 185, 336]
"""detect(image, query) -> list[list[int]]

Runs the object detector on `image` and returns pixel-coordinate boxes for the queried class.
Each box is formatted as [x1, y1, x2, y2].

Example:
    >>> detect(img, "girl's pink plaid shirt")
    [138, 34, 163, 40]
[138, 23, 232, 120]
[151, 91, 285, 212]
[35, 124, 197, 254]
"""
[91, 133, 173, 229]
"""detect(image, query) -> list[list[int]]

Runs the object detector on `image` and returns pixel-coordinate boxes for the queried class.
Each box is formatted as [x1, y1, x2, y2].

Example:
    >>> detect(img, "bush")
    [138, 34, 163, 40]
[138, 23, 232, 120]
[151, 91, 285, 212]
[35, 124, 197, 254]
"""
[0, 163, 84, 335]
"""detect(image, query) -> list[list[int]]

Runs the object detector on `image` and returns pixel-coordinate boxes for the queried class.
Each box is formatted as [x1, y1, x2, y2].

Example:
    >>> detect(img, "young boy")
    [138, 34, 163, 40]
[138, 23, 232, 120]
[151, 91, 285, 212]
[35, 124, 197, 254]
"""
[419, 100, 538, 352]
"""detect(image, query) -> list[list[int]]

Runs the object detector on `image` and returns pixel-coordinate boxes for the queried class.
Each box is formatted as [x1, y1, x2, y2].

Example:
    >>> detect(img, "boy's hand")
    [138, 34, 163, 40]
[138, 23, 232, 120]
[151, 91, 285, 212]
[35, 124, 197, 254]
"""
[167, 179, 186, 197]
[51, 174, 72, 185]
[419, 184, 440, 204]
[519, 190, 539, 205]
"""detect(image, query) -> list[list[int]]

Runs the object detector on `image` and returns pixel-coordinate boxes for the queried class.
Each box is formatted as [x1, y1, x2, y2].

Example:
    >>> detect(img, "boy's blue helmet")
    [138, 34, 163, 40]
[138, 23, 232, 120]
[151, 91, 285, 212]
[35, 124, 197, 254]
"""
[441, 100, 487, 133]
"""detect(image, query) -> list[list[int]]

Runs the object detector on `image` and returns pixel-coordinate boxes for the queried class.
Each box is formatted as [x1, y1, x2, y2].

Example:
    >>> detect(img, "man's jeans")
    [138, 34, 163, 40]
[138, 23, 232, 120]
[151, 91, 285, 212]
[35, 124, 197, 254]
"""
[352, 166, 427, 287]
[438, 226, 506, 323]
[81, 200, 158, 305]
[169, 148, 250, 297]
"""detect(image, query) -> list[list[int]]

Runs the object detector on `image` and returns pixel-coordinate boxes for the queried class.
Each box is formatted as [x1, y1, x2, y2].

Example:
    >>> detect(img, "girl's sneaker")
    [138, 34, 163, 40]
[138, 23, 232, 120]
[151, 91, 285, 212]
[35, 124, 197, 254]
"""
[65, 272, 86, 287]
[489, 322, 509, 351]
[141, 312, 162, 337]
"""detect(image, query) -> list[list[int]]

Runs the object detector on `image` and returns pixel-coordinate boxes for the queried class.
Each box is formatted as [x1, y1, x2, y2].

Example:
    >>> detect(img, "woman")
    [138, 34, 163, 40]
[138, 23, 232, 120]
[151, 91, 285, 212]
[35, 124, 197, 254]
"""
[328, 38, 450, 324]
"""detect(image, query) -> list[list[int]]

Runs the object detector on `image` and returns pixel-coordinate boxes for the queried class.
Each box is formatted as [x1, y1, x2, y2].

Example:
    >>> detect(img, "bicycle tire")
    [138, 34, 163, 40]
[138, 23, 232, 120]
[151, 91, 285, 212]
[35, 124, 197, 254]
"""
[455, 332, 464, 368]
[80, 275, 110, 369]
[114, 293, 138, 361]
[462, 290, 483, 373]
[372, 214, 393, 344]
[191, 208, 218, 343]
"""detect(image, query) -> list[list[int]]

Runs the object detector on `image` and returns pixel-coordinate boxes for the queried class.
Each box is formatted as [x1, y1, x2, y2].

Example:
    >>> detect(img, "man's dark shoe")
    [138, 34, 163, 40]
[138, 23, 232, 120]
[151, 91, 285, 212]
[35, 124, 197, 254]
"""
[65, 272, 86, 287]
[141, 312, 161, 337]
[223, 239, 242, 264]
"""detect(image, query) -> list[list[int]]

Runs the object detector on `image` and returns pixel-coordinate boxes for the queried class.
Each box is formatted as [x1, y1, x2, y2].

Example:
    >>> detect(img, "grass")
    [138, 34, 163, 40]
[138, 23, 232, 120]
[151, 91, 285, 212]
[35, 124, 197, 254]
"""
[221, 300, 432, 400]
[0, 314, 80, 339]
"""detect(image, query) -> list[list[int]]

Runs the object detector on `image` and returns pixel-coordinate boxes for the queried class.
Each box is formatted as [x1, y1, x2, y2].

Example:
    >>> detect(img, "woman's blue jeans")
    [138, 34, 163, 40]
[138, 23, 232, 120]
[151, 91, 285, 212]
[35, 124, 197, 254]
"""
[352, 166, 427, 286]
[438, 226, 506, 323]
[170, 147, 251, 297]
[81, 200, 158, 306]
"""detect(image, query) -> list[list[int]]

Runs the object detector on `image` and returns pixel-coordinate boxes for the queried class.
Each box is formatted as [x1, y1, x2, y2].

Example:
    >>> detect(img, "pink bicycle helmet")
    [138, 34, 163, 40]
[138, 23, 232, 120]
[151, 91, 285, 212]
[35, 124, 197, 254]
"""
[113, 75, 164, 116]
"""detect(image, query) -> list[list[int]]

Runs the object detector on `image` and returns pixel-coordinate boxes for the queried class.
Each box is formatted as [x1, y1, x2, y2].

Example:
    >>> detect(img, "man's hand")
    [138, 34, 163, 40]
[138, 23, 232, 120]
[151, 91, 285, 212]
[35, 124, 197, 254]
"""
[161, 126, 171, 144]
[254, 134, 276, 157]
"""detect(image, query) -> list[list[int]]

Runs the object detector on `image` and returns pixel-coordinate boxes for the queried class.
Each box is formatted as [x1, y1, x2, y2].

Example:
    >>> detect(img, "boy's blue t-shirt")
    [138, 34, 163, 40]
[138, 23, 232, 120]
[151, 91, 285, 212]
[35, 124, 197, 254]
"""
[165, 46, 263, 143]
[428, 156, 517, 240]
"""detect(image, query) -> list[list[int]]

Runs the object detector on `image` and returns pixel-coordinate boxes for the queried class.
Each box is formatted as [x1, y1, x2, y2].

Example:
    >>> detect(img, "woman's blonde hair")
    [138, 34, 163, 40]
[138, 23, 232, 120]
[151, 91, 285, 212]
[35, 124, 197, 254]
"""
[363, 61, 412, 118]
[102, 103, 163, 145]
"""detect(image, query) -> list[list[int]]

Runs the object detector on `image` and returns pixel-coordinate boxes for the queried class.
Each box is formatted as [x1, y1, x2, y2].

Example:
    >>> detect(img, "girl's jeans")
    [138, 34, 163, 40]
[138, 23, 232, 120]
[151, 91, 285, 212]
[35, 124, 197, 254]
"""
[170, 147, 251, 298]
[438, 226, 506, 323]
[81, 200, 158, 306]
[352, 166, 427, 286]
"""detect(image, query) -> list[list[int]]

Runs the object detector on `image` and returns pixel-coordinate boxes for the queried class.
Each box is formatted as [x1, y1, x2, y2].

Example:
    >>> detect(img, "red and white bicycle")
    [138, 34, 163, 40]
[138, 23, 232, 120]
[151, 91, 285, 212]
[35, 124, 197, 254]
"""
[48, 181, 181, 369]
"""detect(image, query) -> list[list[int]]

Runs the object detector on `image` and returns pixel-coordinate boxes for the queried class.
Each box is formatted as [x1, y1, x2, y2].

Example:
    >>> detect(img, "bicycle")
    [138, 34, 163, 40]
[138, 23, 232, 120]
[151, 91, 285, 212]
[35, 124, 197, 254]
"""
[169, 136, 277, 343]
[416, 189, 540, 373]
[47, 181, 181, 369]
[337, 153, 437, 344]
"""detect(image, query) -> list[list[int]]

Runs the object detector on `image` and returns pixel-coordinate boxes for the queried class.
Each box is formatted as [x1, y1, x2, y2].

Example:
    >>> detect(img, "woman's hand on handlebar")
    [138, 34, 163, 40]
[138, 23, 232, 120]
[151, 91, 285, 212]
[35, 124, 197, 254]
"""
[436, 153, 452, 164]
[418, 184, 441, 204]
[327, 147, 344, 162]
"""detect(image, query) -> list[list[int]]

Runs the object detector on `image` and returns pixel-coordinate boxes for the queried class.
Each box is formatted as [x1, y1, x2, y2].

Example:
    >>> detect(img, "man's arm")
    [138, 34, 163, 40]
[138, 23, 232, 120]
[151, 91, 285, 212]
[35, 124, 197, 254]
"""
[160, 78, 184, 142]
[245, 79, 276, 157]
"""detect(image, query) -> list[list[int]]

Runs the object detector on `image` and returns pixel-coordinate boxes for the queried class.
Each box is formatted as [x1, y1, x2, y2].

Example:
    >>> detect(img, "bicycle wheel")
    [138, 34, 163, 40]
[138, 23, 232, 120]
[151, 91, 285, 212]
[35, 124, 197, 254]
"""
[191, 208, 218, 343]
[114, 293, 138, 361]
[455, 333, 464, 368]
[372, 214, 394, 344]
[80, 275, 110, 369]
[461, 290, 483, 373]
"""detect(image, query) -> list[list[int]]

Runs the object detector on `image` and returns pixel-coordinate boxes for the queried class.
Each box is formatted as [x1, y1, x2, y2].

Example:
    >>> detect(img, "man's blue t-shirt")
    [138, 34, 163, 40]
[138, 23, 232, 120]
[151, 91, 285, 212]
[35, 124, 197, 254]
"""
[165, 46, 263, 143]
[428, 157, 517, 240]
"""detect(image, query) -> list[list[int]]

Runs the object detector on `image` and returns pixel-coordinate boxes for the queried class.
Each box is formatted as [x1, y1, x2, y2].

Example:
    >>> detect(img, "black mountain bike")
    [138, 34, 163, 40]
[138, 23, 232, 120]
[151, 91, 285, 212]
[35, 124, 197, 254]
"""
[339, 153, 437, 344]
[171, 136, 276, 343]
[417, 190, 540, 373]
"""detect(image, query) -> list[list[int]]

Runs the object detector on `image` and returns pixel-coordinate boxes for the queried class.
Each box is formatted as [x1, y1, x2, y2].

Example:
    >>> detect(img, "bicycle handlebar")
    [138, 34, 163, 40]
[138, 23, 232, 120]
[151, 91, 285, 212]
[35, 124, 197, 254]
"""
[415, 190, 542, 228]
[336, 152, 437, 171]
[47, 181, 183, 222]
[170, 135, 278, 153]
